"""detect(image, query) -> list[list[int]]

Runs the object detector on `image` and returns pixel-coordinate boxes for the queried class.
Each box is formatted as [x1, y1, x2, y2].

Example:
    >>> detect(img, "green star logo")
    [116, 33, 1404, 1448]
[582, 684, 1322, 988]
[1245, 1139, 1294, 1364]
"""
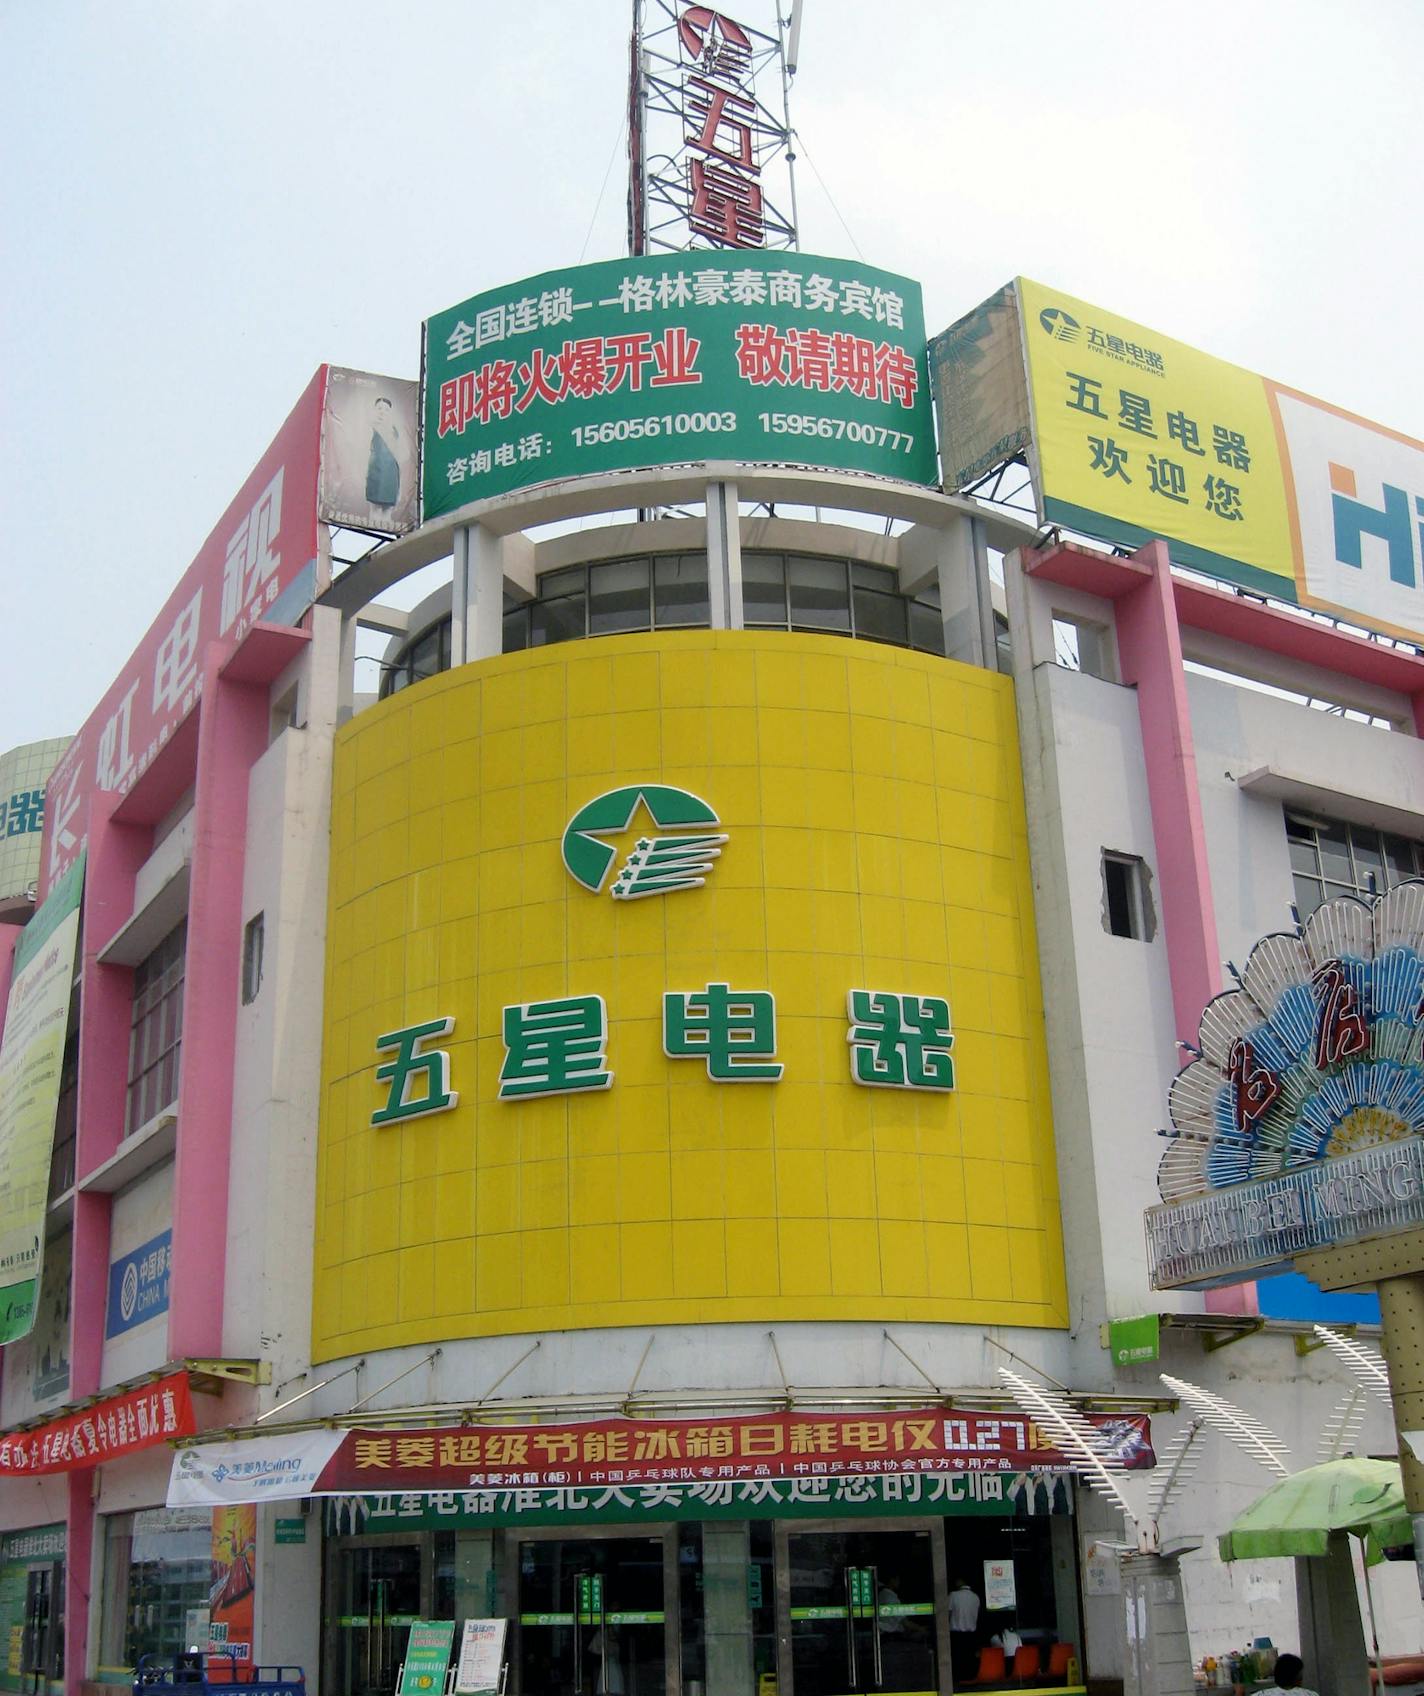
[561, 785, 727, 900]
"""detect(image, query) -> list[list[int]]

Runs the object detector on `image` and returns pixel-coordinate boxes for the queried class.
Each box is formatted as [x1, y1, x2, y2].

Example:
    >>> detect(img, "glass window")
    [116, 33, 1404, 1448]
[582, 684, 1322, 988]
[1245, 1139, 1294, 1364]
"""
[653, 554, 709, 627]
[1285, 810, 1424, 918]
[589, 559, 652, 635]
[788, 556, 851, 632]
[908, 597, 946, 656]
[532, 567, 587, 647]
[127, 922, 186, 1136]
[98, 1509, 211, 1676]
[741, 553, 787, 626]
[851, 564, 909, 645]
[502, 604, 531, 653]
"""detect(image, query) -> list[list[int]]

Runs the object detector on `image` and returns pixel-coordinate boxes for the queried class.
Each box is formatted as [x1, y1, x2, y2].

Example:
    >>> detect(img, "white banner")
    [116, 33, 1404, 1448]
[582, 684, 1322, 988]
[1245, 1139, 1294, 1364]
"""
[167, 1430, 346, 1507]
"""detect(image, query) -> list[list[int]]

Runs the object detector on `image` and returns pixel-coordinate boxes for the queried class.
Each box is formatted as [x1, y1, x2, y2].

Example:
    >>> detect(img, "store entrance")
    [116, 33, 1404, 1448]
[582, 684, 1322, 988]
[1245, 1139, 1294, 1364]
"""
[331, 1541, 423, 1696]
[515, 1530, 674, 1695]
[777, 1523, 948, 1696]
[21, 1562, 63, 1688]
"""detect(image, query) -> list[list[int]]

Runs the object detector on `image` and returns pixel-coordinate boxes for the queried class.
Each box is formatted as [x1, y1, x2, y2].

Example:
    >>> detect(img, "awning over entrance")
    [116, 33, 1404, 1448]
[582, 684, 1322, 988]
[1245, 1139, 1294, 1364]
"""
[169, 1408, 1156, 1506]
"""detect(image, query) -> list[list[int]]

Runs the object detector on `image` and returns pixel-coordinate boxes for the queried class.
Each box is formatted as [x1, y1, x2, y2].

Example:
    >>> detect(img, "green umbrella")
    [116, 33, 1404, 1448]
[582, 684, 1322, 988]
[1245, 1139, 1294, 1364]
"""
[1218, 1457, 1412, 1566]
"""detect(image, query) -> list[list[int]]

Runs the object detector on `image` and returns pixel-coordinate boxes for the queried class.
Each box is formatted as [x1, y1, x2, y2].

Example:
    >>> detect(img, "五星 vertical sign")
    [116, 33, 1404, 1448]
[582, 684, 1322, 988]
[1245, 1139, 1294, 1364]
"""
[422, 252, 936, 517]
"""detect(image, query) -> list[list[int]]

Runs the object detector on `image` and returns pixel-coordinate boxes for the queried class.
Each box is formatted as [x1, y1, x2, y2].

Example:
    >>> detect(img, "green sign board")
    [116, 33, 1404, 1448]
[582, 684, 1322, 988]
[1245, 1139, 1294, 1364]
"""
[397, 1621, 456, 1696]
[274, 1518, 306, 1545]
[423, 252, 936, 516]
[1107, 1314, 1161, 1367]
[327, 1471, 1073, 1537]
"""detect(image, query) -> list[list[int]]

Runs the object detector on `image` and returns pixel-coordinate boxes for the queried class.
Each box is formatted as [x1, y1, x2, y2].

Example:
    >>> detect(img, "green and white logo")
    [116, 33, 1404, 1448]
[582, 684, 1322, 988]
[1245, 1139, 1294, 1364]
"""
[561, 785, 727, 900]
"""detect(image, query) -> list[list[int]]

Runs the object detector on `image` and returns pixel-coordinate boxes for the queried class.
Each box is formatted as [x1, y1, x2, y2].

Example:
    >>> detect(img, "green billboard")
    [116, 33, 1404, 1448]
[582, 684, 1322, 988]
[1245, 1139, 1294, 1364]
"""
[423, 252, 936, 516]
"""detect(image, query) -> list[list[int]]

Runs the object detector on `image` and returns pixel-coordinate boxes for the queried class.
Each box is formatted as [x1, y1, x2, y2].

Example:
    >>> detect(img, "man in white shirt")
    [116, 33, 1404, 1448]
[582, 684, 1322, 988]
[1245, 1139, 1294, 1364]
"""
[949, 1578, 981, 1680]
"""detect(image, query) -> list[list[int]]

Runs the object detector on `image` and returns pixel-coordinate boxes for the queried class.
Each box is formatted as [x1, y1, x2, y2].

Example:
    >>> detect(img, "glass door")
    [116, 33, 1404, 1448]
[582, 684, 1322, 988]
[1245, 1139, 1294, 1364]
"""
[331, 1542, 424, 1696]
[21, 1563, 63, 1688]
[778, 1524, 946, 1696]
[515, 1533, 671, 1695]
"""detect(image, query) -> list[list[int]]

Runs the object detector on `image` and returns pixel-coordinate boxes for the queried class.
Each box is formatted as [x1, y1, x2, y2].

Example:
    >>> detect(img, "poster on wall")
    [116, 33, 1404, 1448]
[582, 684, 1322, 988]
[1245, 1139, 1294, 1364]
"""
[0, 854, 84, 1344]
[983, 1558, 1016, 1610]
[319, 369, 419, 536]
[207, 1506, 256, 1664]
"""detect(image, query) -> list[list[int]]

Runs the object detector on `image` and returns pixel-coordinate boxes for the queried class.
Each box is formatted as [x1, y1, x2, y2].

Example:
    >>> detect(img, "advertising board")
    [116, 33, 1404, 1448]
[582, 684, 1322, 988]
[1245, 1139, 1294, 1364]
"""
[0, 856, 84, 1343]
[172, 1409, 1151, 1504]
[934, 279, 1424, 646]
[422, 252, 935, 515]
[319, 368, 419, 535]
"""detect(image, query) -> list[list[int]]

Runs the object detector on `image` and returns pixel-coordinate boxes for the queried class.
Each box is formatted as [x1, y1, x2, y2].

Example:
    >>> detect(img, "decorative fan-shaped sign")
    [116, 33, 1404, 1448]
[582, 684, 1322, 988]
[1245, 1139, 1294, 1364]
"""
[1158, 882, 1424, 1204]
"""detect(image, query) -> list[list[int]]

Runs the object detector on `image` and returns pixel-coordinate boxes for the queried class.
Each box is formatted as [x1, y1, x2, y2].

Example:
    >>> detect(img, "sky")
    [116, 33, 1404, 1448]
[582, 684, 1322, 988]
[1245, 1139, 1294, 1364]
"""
[5, 0, 1423, 745]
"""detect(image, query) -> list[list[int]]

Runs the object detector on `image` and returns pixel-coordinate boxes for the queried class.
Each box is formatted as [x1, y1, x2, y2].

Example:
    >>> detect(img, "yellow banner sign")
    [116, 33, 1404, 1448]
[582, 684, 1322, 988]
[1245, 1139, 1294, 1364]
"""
[1017, 278, 1424, 643]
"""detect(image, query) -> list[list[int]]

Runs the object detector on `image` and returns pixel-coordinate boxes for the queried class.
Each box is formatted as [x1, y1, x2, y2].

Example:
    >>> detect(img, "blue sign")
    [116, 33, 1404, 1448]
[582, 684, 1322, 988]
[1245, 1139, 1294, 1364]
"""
[106, 1230, 171, 1337]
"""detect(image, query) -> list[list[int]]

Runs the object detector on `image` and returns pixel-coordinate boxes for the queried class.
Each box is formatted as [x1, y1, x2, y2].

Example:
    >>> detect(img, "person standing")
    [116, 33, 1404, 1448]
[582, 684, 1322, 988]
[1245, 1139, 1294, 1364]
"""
[949, 1576, 981, 1681]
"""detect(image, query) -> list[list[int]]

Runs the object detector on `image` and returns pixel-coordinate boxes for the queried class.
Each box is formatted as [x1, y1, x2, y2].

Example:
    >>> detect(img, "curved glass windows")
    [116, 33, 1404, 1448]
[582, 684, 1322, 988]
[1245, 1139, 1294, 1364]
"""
[378, 548, 945, 696]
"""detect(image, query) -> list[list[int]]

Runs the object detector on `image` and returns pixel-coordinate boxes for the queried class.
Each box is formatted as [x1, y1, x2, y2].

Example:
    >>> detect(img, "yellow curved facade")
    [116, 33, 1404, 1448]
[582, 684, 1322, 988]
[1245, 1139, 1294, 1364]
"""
[312, 631, 1067, 1360]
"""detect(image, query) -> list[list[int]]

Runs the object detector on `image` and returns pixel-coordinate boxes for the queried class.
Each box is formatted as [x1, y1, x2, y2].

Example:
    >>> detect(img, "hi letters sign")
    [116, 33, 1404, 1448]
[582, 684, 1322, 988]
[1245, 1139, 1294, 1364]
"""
[422, 252, 936, 514]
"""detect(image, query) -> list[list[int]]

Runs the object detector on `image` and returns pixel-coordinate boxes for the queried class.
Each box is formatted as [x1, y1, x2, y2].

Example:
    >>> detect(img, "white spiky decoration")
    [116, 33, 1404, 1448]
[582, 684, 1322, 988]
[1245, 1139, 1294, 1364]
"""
[1160, 1374, 1292, 1479]
[1312, 1325, 1393, 1408]
[1318, 1386, 1367, 1463]
[998, 1369, 1204, 1554]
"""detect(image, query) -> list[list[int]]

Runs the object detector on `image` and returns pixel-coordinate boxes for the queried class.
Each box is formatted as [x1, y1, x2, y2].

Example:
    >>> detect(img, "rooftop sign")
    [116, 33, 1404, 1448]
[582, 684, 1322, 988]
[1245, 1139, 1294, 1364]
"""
[933, 278, 1424, 646]
[421, 252, 935, 517]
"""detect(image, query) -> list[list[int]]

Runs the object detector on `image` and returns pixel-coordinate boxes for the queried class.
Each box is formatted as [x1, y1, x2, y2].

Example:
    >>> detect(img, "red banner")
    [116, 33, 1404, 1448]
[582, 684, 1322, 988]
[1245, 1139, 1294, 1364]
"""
[0, 1370, 195, 1474]
[330, 1409, 1154, 1492]
[38, 370, 327, 900]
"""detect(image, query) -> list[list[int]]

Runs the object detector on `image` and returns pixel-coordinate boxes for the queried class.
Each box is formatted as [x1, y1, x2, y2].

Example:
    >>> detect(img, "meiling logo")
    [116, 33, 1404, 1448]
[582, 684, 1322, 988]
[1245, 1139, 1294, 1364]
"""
[1329, 460, 1424, 588]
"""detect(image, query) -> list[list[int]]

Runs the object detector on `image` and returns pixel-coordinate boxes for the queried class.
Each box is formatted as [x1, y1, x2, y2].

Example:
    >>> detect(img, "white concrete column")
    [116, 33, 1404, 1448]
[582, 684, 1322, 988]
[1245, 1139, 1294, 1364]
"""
[706, 481, 744, 629]
[452, 523, 506, 663]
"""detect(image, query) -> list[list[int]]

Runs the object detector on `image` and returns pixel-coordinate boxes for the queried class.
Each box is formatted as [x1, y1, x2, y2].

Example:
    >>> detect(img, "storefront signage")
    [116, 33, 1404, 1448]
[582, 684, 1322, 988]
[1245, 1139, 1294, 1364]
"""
[0, 1369, 194, 1474]
[176, 1410, 1151, 1504]
[422, 251, 936, 516]
[1147, 1136, 1424, 1290]
[1147, 883, 1424, 1287]
[0, 1528, 64, 1564]
[0, 855, 84, 1344]
[375, 982, 957, 1116]
[327, 1469, 1077, 1535]
[105, 1228, 172, 1337]
[454, 1619, 506, 1696]
[273, 1518, 306, 1545]
[397, 1622, 455, 1696]
[935, 278, 1424, 645]
[1107, 1314, 1160, 1366]
[38, 375, 326, 897]
[168, 1428, 346, 1507]
[562, 785, 726, 899]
